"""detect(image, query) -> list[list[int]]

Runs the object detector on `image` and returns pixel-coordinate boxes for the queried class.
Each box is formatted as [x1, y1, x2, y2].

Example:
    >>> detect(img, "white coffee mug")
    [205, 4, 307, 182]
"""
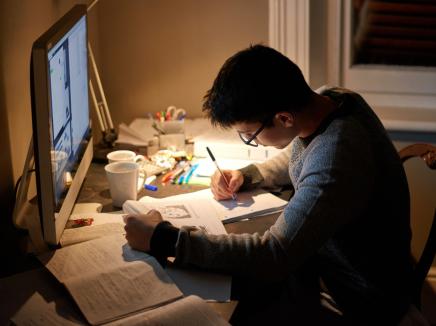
[105, 162, 145, 207]
[107, 150, 146, 164]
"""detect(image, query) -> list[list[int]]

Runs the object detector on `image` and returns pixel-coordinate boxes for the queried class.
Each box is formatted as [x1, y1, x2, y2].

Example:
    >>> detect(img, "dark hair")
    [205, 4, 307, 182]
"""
[203, 44, 314, 128]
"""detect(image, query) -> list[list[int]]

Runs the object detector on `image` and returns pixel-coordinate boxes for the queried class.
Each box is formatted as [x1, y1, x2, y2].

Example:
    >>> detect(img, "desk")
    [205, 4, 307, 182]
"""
[0, 162, 285, 324]
[78, 163, 281, 235]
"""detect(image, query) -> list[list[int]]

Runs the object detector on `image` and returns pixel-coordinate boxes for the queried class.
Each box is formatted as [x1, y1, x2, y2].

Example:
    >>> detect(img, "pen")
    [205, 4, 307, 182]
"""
[206, 147, 237, 200]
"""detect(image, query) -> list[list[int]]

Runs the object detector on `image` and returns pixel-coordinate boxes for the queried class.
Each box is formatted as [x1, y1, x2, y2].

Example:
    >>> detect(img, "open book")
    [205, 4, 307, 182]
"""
[37, 234, 229, 325]
[125, 188, 288, 224]
[59, 211, 231, 303]
[11, 291, 229, 326]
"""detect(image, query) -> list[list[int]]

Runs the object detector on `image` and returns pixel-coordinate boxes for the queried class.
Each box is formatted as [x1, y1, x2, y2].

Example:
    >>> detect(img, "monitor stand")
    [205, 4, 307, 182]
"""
[13, 138, 102, 253]
[12, 138, 46, 253]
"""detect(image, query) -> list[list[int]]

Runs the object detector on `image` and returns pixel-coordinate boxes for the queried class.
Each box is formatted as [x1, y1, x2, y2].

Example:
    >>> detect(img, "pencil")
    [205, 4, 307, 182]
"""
[206, 147, 237, 200]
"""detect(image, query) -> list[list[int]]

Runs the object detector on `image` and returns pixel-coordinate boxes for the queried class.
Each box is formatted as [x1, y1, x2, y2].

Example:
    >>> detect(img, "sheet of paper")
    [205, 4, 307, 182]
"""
[38, 234, 182, 325]
[106, 295, 230, 326]
[211, 189, 287, 222]
[116, 122, 150, 146]
[193, 158, 257, 177]
[10, 292, 83, 326]
[68, 212, 125, 225]
[60, 213, 126, 246]
[123, 200, 227, 235]
[137, 188, 287, 223]
[60, 223, 125, 247]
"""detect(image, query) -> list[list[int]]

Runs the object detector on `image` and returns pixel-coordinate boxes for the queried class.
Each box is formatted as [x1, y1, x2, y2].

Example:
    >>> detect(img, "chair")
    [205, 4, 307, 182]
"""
[398, 143, 436, 309]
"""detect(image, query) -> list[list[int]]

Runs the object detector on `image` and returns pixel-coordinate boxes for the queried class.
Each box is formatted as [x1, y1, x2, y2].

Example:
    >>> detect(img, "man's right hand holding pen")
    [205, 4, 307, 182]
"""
[210, 169, 244, 201]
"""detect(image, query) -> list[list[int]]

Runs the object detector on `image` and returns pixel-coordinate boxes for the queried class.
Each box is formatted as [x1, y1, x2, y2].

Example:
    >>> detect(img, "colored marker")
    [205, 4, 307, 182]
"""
[144, 184, 158, 191]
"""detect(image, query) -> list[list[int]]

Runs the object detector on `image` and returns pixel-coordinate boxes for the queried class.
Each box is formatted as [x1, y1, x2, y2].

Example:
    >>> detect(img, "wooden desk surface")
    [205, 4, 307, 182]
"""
[0, 162, 285, 324]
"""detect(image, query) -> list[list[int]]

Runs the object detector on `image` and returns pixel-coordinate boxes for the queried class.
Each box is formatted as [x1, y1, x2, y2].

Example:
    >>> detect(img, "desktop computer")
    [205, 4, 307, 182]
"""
[13, 5, 93, 249]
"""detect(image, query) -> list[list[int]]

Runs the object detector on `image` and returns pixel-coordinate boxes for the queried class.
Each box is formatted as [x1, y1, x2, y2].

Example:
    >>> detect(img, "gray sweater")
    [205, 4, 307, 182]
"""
[173, 87, 413, 323]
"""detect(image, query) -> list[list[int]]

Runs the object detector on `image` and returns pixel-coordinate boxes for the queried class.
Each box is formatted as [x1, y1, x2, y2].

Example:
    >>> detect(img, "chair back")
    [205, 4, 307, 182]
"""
[398, 143, 436, 309]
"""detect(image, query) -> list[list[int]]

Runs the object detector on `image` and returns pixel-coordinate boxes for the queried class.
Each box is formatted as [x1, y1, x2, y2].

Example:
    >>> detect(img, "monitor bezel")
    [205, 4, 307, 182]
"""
[31, 4, 92, 245]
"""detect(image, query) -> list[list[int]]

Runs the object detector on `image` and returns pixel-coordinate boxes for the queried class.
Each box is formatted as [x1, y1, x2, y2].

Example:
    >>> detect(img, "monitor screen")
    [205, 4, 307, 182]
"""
[31, 5, 93, 245]
[47, 15, 89, 207]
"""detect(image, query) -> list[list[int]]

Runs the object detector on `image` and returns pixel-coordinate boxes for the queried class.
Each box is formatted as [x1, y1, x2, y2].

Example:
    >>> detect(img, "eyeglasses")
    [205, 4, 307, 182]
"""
[238, 119, 270, 147]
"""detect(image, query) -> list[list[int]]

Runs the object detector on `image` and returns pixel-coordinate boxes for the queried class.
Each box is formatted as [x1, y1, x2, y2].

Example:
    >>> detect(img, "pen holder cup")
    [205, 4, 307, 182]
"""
[157, 120, 184, 134]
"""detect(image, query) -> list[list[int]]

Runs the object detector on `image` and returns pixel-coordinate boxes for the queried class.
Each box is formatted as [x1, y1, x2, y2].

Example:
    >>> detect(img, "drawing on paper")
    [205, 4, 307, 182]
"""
[158, 205, 191, 219]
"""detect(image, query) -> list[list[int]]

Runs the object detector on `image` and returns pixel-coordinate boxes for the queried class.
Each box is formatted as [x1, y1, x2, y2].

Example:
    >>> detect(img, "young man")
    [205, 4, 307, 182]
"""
[124, 45, 413, 325]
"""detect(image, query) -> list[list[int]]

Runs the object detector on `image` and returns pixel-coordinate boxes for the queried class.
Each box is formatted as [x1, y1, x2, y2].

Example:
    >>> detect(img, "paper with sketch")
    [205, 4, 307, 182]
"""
[38, 234, 182, 325]
[106, 295, 230, 326]
[136, 188, 288, 223]
[60, 213, 126, 247]
[123, 200, 227, 235]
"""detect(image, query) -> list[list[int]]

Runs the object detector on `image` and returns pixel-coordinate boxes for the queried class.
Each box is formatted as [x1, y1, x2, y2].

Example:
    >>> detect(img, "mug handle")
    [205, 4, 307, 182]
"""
[134, 154, 146, 163]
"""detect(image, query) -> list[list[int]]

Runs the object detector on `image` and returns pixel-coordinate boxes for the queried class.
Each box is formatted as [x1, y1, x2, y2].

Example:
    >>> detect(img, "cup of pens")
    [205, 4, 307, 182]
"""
[154, 106, 186, 134]
[153, 106, 186, 150]
[157, 120, 185, 134]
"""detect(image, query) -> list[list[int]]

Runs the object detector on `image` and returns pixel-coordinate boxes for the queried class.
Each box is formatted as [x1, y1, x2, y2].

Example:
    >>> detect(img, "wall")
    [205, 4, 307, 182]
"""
[95, 0, 268, 127]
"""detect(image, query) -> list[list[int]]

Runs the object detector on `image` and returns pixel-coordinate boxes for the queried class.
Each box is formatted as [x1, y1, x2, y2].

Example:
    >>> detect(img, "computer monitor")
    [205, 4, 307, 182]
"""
[30, 5, 93, 245]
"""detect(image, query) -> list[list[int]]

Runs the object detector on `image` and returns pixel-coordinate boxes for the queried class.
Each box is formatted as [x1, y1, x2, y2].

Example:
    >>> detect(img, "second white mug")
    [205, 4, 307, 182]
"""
[105, 161, 145, 207]
[107, 150, 146, 164]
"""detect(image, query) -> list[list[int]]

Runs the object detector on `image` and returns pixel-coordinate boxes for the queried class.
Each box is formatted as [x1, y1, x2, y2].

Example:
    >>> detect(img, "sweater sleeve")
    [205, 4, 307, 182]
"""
[173, 128, 375, 280]
[239, 142, 293, 190]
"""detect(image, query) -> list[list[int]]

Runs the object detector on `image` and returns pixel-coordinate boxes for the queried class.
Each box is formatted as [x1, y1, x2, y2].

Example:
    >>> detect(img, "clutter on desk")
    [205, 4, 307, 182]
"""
[116, 117, 283, 160]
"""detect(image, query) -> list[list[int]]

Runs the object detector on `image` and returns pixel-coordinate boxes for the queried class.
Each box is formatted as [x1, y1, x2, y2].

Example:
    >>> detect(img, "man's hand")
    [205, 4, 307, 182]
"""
[124, 210, 163, 252]
[210, 169, 244, 200]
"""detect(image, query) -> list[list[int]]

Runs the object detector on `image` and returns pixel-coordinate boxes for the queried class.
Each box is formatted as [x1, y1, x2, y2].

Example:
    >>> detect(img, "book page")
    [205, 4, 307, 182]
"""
[60, 213, 126, 246]
[67, 263, 181, 325]
[10, 292, 84, 326]
[106, 295, 230, 326]
[60, 223, 125, 247]
[38, 235, 182, 325]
